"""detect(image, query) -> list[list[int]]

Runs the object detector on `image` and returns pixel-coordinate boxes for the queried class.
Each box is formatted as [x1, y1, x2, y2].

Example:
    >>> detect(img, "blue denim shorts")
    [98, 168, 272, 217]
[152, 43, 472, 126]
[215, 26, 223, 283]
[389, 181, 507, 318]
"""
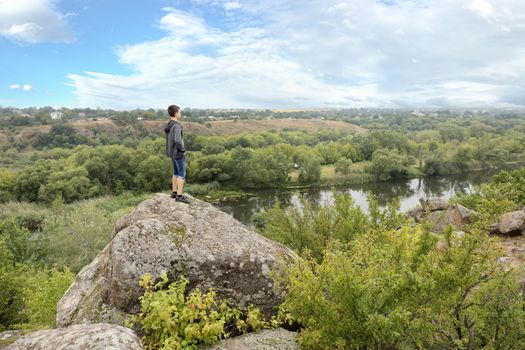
[172, 156, 186, 179]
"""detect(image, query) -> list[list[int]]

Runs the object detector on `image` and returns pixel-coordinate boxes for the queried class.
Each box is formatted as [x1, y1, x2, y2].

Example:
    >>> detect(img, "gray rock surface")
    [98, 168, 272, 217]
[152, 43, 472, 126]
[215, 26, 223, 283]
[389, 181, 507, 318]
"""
[406, 199, 477, 233]
[498, 209, 525, 236]
[429, 206, 463, 233]
[456, 204, 476, 224]
[419, 197, 450, 212]
[5, 324, 142, 350]
[405, 205, 424, 223]
[0, 330, 22, 349]
[200, 329, 299, 350]
[57, 194, 298, 327]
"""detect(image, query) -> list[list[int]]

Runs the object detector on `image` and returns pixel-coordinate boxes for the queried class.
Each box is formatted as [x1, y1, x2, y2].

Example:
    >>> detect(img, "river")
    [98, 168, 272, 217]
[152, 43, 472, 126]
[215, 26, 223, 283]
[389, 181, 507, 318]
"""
[214, 170, 506, 227]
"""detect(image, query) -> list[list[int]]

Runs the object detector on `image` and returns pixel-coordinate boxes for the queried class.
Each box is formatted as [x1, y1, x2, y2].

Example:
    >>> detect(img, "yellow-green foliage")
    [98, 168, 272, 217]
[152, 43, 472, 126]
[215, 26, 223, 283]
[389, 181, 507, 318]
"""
[260, 191, 404, 261]
[0, 192, 150, 273]
[130, 273, 271, 350]
[14, 266, 74, 329]
[0, 168, 14, 202]
[0, 238, 73, 331]
[276, 224, 525, 350]
[454, 167, 525, 223]
[0, 192, 147, 331]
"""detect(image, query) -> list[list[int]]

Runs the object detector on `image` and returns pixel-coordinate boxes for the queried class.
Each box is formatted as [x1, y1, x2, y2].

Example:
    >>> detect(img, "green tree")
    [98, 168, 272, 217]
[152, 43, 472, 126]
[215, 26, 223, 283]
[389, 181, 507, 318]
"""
[135, 156, 171, 192]
[334, 158, 352, 175]
[13, 160, 60, 202]
[296, 148, 321, 184]
[37, 166, 95, 203]
[367, 148, 410, 181]
[0, 168, 14, 202]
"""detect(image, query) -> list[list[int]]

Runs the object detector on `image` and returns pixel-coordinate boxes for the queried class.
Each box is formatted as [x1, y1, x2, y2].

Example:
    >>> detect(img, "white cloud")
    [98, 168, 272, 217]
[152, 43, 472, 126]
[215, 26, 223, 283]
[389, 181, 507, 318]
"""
[67, 1, 525, 108]
[223, 2, 242, 11]
[469, 0, 494, 19]
[9, 83, 33, 91]
[0, 0, 73, 43]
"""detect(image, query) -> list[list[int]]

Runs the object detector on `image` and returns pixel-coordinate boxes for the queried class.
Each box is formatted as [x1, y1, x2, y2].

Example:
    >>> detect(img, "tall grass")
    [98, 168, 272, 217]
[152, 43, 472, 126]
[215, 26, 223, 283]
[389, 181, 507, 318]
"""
[0, 191, 151, 273]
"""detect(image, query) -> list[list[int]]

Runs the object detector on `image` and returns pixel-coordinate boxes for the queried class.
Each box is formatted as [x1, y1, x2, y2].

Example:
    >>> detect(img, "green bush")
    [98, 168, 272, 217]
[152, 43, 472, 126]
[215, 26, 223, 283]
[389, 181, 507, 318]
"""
[453, 168, 525, 223]
[40, 194, 146, 273]
[14, 266, 74, 329]
[334, 157, 352, 174]
[276, 226, 525, 349]
[259, 192, 404, 261]
[0, 241, 25, 331]
[0, 168, 14, 203]
[491, 168, 525, 205]
[130, 273, 270, 350]
[0, 238, 73, 331]
[0, 193, 148, 274]
[185, 182, 221, 196]
[0, 217, 40, 264]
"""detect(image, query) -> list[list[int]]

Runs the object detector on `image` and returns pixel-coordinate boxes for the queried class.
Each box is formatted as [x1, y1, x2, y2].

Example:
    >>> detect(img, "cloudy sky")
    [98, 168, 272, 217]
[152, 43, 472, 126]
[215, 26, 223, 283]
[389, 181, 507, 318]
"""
[1, 0, 525, 109]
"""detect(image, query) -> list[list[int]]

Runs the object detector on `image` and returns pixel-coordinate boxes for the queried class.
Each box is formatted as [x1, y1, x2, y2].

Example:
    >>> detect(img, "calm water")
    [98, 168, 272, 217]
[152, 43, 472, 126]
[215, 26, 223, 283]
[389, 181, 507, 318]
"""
[214, 170, 505, 227]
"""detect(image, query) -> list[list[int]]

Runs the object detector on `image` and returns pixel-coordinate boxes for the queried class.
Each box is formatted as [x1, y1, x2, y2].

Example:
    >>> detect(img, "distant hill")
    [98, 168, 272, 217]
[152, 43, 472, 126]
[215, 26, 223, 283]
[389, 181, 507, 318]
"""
[145, 118, 365, 136]
[1, 118, 365, 148]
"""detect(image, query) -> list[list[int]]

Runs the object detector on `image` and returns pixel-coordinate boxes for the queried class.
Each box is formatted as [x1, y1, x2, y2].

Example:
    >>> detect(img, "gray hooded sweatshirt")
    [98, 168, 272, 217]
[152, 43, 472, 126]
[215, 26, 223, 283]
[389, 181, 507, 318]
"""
[164, 119, 185, 159]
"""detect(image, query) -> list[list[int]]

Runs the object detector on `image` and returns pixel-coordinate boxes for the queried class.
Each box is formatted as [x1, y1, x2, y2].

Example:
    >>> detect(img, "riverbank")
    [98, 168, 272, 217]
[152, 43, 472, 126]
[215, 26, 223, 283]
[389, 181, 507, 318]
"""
[187, 161, 525, 206]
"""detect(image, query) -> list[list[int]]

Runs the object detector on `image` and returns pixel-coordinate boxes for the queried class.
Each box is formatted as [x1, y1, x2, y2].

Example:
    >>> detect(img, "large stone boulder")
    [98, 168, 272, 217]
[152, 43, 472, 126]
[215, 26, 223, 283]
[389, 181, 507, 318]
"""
[0, 330, 22, 349]
[455, 204, 476, 224]
[405, 205, 424, 223]
[419, 197, 450, 212]
[406, 197, 477, 233]
[5, 324, 142, 350]
[200, 328, 299, 350]
[428, 206, 464, 233]
[498, 209, 525, 236]
[57, 194, 298, 327]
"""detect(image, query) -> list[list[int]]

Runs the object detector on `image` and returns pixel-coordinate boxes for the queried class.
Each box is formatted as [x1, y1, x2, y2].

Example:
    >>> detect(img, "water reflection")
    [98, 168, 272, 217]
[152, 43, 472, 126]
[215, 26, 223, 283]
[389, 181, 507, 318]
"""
[214, 170, 503, 227]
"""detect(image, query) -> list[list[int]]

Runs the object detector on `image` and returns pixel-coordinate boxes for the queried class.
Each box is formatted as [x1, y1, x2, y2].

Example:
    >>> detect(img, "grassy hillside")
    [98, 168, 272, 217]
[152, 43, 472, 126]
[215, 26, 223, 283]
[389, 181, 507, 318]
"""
[147, 118, 365, 136]
[0, 118, 364, 148]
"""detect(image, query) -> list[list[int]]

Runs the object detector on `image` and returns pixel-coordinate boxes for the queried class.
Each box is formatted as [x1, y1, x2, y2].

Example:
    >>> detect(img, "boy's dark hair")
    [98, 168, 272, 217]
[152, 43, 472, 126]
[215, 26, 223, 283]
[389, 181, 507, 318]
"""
[168, 104, 180, 117]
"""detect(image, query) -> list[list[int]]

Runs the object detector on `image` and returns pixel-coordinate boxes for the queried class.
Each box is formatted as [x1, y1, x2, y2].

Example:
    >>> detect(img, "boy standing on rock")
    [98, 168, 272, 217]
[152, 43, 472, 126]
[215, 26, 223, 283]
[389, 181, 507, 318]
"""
[165, 104, 189, 204]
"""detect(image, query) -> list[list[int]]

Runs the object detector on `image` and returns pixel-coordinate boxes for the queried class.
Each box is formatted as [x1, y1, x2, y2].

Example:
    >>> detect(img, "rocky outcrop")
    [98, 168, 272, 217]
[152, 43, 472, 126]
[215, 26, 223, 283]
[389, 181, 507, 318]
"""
[407, 197, 477, 233]
[57, 194, 299, 327]
[405, 205, 424, 223]
[200, 328, 299, 350]
[496, 209, 525, 236]
[5, 324, 142, 350]
[428, 206, 463, 232]
[0, 330, 22, 349]
[419, 197, 451, 212]
[413, 199, 524, 237]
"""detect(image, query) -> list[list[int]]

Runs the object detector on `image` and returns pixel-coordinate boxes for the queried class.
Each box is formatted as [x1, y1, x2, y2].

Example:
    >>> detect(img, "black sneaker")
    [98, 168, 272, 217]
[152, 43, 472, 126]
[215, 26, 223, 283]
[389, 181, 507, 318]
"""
[170, 192, 177, 199]
[175, 195, 189, 204]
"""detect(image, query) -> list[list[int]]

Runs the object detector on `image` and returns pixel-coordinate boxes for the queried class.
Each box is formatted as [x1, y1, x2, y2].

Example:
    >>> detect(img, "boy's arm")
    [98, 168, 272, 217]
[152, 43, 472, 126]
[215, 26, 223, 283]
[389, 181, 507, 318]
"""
[166, 125, 175, 157]
[174, 123, 185, 152]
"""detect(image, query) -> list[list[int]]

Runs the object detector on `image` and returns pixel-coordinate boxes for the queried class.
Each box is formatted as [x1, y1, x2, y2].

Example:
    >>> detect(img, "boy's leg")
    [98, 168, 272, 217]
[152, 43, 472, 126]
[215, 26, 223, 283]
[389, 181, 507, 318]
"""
[176, 178, 185, 195]
[177, 157, 186, 195]
[172, 175, 177, 192]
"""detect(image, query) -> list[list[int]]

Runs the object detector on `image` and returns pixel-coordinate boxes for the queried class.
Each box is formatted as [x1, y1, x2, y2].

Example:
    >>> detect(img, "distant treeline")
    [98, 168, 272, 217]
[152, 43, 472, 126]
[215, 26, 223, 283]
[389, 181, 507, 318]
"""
[1, 106, 524, 127]
[1, 121, 524, 203]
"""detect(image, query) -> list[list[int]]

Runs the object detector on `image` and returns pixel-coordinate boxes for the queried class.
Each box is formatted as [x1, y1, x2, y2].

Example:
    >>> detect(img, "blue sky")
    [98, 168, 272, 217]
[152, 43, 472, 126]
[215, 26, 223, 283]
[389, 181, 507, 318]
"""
[1, 0, 525, 109]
